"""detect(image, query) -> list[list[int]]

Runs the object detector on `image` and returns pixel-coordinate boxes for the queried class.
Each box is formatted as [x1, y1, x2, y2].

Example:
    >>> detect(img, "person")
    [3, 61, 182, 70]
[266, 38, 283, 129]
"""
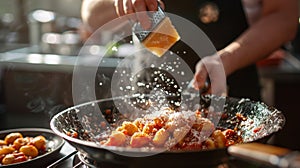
[112, 0, 299, 101]
[82, 0, 298, 100]
[81, 0, 300, 150]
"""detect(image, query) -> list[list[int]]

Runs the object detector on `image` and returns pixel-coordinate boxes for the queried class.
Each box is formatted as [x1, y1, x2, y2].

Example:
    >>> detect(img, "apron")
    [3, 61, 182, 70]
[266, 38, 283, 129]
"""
[164, 0, 261, 101]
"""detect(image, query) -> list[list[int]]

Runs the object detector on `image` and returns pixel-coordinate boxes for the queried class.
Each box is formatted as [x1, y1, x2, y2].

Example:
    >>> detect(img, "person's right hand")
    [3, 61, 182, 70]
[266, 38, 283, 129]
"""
[114, 0, 164, 29]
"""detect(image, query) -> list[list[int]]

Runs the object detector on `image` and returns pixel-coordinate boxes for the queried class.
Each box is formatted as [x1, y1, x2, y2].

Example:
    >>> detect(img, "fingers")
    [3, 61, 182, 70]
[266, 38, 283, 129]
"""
[124, 0, 135, 14]
[145, 0, 158, 11]
[115, 0, 125, 16]
[193, 55, 227, 96]
[157, 0, 165, 10]
[210, 69, 227, 96]
[193, 61, 208, 91]
[123, 0, 139, 21]
[132, 0, 152, 29]
[114, 0, 161, 30]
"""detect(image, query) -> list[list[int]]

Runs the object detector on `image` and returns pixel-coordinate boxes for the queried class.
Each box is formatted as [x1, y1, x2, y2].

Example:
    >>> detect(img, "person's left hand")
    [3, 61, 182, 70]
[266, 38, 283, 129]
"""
[193, 53, 227, 96]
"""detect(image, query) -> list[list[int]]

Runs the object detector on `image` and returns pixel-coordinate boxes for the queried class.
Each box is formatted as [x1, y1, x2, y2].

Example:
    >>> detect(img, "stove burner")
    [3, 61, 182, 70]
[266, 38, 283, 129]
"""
[72, 153, 95, 168]
[71, 152, 259, 168]
[77, 153, 98, 168]
[73, 152, 127, 168]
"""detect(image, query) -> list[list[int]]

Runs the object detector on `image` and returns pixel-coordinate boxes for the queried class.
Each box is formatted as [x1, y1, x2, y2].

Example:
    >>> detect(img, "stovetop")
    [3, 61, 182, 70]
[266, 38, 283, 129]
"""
[52, 143, 268, 168]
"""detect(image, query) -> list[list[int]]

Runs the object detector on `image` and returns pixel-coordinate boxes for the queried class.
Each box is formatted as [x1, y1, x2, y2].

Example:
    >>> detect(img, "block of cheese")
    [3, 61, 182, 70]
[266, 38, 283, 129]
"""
[142, 17, 180, 57]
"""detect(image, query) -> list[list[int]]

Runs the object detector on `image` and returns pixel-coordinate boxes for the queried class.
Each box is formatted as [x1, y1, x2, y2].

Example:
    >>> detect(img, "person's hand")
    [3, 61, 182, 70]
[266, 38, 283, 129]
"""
[193, 53, 227, 96]
[82, 0, 119, 32]
[114, 0, 164, 29]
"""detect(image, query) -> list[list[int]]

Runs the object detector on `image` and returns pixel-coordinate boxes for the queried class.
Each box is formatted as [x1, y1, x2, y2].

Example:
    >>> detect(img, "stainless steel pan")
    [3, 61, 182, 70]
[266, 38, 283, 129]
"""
[50, 95, 286, 167]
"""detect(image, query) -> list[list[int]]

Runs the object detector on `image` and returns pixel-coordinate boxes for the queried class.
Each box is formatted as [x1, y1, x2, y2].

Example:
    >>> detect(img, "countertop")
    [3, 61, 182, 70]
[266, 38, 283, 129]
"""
[258, 52, 300, 80]
[1, 45, 300, 75]
[0, 46, 123, 73]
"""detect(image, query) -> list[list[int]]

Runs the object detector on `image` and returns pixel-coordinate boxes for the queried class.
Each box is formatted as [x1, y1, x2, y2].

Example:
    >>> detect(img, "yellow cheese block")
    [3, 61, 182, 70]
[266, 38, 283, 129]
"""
[142, 17, 180, 57]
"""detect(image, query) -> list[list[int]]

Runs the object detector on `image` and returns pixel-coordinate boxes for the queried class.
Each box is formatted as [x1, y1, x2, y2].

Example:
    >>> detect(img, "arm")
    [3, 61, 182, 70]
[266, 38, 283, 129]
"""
[81, 0, 118, 32]
[221, 0, 299, 75]
[194, 0, 299, 94]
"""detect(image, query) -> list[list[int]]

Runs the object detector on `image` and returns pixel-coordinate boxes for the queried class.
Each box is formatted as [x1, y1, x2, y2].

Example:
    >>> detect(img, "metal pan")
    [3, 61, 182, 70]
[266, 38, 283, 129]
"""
[50, 95, 285, 167]
[0, 128, 65, 168]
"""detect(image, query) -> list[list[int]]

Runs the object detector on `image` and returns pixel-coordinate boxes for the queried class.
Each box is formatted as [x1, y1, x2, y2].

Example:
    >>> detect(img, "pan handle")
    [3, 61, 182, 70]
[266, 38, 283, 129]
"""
[228, 143, 300, 168]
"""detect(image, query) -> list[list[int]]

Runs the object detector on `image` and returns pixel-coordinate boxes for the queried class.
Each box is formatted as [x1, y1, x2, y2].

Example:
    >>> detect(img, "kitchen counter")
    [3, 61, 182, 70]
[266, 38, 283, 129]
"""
[2, 46, 300, 76]
[0, 46, 123, 72]
[259, 53, 300, 80]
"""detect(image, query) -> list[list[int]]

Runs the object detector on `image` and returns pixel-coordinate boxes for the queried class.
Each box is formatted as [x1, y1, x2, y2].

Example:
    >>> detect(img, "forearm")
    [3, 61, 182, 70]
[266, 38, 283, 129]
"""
[220, 1, 298, 76]
[81, 0, 118, 32]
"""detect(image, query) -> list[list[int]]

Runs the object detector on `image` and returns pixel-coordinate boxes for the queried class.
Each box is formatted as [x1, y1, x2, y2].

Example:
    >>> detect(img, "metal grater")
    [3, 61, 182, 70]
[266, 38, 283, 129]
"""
[132, 6, 180, 57]
[132, 6, 166, 42]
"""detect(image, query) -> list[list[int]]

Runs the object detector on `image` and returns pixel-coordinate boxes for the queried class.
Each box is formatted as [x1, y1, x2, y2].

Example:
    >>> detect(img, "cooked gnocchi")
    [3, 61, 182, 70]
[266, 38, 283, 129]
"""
[99, 107, 243, 150]
[0, 133, 47, 166]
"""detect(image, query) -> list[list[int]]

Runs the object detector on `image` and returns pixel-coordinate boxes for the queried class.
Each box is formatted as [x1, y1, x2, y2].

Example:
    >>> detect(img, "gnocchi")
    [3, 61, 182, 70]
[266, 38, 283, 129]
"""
[32, 136, 47, 150]
[130, 132, 151, 148]
[0, 140, 7, 146]
[0, 133, 47, 166]
[119, 121, 139, 136]
[2, 153, 27, 165]
[99, 107, 243, 150]
[4, 133, 23, 144]
[19, 145, 39, 158]
[152, 128, 169, 146]
[104, 131, 126, 146]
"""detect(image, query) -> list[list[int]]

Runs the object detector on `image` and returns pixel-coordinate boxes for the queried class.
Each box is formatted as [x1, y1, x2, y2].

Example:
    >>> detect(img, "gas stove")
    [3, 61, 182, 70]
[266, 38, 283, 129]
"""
[50, 142, 267, 168]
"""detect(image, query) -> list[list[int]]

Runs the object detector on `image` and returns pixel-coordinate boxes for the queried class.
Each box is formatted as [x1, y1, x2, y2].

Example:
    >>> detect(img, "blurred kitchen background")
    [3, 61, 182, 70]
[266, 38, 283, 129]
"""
[0, 0, 127, 128]
[0, 0, 300, 150]
[0, 0, 81, 128]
